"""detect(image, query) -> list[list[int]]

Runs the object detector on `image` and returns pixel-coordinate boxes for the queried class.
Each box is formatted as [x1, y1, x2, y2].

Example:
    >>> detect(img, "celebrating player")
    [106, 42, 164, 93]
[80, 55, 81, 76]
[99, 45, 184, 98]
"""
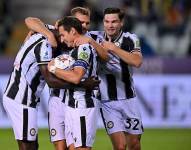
[99, 8, 143, 150]
[48, 16, 100, 150]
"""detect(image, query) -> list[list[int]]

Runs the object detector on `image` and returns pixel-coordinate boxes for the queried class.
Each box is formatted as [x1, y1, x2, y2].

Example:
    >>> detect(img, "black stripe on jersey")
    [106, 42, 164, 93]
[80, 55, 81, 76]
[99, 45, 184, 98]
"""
[121, 37, 134, 52]
[120, 36, 135, 98]
[6, 70, 20, 99]
[89, 33, 98, 41]
[71, 48, 78, 60]
[29, 70, 41, 108]
[85, 90, 94, 108]
[52, 89, 60, 97]
[23, 108, 28, 141]
[106, 74, 117, 100]
[68, 89, 75, 108]
[22, 85, 28, 105]
[26, 62, 35, 74]
[120, 60, 134, 99]
[87, 46, 93, 77]
[80, 116, 87, 147]
[6, 38, 44, 100]
[34, 42, 43, 63]
[62, 90, 66, 103]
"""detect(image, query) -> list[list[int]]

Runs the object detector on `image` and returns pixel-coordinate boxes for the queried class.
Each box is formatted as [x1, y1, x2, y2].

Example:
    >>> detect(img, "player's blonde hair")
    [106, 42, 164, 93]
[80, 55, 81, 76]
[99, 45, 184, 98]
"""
[71, 7, 90, 17]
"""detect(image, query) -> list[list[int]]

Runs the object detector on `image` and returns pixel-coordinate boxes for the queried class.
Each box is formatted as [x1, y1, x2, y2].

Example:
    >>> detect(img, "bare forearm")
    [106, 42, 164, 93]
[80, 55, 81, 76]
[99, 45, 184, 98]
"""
[47, 75, 75, 89]
[41, 67, 75, 89]
[25, 17, 52, 37]
[54, 68, 82, 84]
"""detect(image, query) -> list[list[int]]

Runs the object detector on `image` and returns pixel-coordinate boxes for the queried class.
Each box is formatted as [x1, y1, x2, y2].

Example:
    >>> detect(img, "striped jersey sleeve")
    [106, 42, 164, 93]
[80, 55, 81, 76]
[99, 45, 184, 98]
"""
[34, 41, 53, 65]
[73, 44, 92, 70]
[122, 33, 141, 53]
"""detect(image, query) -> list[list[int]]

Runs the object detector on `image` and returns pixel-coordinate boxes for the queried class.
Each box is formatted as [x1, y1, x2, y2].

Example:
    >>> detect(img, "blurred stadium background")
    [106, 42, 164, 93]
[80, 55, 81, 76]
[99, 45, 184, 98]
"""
[0, 0, 191, 149]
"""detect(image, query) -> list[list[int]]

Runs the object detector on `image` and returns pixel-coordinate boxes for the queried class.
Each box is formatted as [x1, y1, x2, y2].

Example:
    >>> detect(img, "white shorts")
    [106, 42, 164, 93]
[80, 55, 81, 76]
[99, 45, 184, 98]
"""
[3, 96, 38, 141]
[100, 98, 144, 135]
[48, 96, 68, 142]
[65, 105, 99, 148]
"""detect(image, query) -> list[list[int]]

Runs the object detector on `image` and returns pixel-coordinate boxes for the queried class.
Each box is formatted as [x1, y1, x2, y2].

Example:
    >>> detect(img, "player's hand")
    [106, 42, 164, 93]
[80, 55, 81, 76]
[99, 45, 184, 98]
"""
[47, 32, 57, 48]
[47, 59, 55, 71]
[74, 36, 90, 47]
[101, 41, 117, 52]
[81, 76, 100, 90]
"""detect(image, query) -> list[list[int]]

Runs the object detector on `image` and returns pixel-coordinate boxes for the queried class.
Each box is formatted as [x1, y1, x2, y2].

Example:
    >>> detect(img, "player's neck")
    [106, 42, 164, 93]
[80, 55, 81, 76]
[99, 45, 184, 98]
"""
[105, 30, 123, 42]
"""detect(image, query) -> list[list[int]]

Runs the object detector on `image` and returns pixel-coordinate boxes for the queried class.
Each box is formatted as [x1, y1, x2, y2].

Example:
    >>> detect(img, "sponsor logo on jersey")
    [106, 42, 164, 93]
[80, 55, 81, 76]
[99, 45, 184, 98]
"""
[30, 128, 36, 136]
[83, 47, 87, 51]
[79, 51, 89, 61]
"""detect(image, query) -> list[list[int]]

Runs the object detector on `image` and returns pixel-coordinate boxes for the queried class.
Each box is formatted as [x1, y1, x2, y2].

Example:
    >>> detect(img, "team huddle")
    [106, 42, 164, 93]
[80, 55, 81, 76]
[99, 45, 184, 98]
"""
[3, 7, 143, 150]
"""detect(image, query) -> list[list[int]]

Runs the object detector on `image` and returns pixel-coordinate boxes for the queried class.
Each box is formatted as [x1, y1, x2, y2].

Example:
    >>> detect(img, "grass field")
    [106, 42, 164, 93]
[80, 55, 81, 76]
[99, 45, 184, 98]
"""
[0, 128, 191, 150]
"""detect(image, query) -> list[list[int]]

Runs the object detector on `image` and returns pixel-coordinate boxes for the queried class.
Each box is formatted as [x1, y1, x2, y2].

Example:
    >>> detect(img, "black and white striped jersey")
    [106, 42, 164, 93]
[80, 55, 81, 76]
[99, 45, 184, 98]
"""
[4, 33, 53, 108]
[63, 43, 98, 108]
[92, 31, 141, 101]
[50, 31, 102, 101]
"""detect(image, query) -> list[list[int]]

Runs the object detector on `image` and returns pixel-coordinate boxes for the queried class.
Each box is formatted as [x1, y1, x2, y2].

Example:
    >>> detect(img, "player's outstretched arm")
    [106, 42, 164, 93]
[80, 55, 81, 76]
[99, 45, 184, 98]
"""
[25, 17, 57, 47]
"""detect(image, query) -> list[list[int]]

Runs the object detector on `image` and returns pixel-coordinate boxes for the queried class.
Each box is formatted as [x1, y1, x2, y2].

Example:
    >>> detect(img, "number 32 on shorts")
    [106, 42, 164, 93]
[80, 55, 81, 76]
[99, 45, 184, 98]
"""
[124, 118, 140, 130]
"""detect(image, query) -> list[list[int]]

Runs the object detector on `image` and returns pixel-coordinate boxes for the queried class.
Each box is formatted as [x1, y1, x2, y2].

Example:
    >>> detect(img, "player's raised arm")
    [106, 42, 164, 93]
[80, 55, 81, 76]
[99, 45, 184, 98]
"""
[25, 17, 57, 47]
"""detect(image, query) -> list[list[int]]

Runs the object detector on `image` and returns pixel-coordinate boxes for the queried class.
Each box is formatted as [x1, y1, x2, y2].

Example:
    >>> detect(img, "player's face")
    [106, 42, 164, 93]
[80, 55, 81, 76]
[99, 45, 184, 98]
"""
[58, 26, 75, 47]
[103, 14, 123, 38]
[74, 12, 90, 34]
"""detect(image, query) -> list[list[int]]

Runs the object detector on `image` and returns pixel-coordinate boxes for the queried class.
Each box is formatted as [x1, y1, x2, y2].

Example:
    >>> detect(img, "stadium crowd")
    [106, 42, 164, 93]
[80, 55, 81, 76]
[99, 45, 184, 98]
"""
[0, 0, 191, 57]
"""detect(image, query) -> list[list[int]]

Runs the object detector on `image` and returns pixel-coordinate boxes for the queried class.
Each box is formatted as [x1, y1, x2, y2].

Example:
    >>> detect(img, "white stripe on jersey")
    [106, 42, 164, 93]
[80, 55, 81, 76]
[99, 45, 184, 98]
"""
[4, 33, 52, 108]
[92, 31, 141, 101]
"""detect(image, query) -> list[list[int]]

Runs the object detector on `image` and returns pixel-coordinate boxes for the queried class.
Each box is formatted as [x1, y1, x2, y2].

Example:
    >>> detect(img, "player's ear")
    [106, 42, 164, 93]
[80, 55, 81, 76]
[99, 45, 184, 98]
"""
[70, 28, 76, 35]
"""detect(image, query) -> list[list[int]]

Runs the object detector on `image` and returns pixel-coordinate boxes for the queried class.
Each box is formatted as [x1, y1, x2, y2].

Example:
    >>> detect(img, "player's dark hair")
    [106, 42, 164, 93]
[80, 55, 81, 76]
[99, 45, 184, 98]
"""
[104, 7, 125, 21]
[58, 16, 83, 34]
[71, 7, 90, 17]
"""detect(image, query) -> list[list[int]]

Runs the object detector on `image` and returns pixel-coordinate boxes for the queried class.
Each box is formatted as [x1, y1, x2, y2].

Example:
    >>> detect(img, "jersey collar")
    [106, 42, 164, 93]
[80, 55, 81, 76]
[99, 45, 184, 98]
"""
[104, 30, 123, 42]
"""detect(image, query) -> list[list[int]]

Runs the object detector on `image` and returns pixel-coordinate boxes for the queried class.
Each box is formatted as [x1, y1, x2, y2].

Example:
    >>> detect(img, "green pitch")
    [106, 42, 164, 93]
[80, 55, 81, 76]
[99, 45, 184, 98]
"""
[0, 128, 191, 150]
